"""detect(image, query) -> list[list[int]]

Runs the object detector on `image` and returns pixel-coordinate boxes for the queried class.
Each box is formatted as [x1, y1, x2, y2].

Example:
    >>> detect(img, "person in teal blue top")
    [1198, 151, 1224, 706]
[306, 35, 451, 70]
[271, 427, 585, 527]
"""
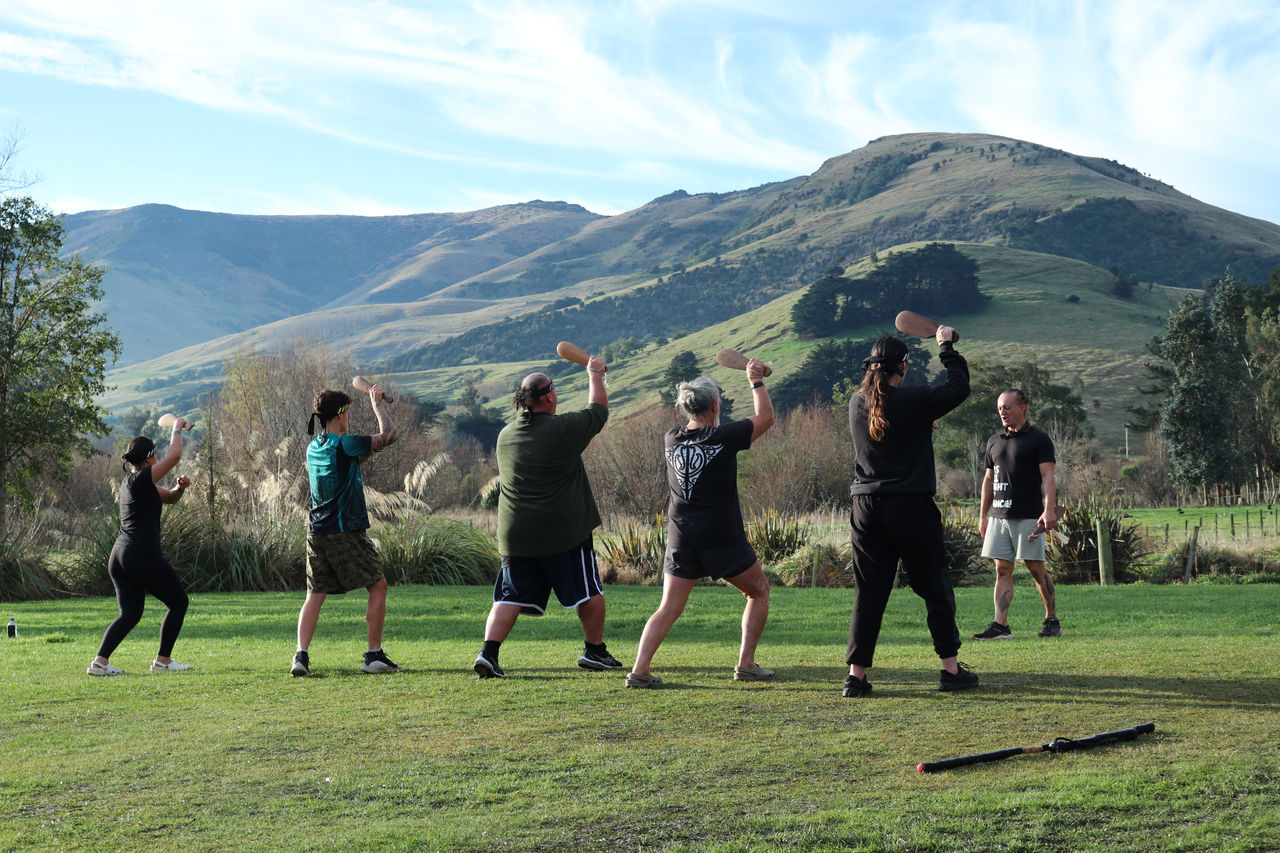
[291, 384, 399, 677]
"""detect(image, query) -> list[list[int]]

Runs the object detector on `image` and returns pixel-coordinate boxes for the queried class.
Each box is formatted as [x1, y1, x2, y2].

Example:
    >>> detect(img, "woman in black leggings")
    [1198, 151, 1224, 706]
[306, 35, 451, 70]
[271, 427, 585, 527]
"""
[88, 419, 193, 676]
[844, 328, 979, 696]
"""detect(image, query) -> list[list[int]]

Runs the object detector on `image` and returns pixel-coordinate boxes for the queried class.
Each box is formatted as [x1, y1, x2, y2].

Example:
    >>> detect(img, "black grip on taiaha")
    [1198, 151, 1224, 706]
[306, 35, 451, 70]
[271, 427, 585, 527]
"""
[917, 723, 1155, 773]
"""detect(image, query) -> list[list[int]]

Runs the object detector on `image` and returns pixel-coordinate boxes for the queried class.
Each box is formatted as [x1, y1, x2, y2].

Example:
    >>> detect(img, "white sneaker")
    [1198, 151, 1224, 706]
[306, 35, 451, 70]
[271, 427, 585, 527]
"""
[87, 661, 125, 676]
[151, 659, 192, 672]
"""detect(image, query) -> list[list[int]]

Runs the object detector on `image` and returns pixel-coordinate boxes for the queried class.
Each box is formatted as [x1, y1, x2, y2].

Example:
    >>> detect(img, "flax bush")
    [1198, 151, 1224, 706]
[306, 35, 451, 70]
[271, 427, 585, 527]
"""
[376, 516, 500, 586]
[745, 508, 810, 564]
[597, 515, 667, 584]
[1047, 490, 1149, 583]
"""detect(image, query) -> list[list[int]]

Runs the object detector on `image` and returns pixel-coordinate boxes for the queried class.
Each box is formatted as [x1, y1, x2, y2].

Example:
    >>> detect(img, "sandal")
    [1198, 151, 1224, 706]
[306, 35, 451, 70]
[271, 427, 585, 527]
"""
[625, 671, 662, 689]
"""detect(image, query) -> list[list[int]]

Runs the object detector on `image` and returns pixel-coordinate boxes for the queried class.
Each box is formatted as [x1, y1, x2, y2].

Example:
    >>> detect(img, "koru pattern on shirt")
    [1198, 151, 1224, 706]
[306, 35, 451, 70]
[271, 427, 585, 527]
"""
[665, 440, 724, 500]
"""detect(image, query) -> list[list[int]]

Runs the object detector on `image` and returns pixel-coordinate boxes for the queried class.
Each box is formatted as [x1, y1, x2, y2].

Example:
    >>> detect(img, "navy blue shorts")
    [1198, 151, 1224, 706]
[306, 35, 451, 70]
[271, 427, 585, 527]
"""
[663, 543, 758, 581]
[494, 538, 604, 615]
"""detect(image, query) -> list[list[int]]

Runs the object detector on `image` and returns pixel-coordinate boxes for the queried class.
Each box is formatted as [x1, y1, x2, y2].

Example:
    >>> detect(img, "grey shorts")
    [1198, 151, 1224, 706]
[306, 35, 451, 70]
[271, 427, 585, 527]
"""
[306, 529, 385, 594]
[982, 517, 1047, 563]
[663, 544, 758, 581]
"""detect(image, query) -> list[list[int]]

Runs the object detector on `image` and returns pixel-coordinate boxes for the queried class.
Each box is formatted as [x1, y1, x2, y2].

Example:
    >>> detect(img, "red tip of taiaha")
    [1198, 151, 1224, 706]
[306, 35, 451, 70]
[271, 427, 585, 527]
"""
[917, 763, 926, 773]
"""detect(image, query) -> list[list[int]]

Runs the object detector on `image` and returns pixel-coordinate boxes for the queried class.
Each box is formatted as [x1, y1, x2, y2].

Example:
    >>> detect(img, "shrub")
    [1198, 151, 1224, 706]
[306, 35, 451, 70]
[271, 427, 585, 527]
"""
[940, 502, 986, 586]
[745, 508, 810, 565]
[161, 506, 307, 593]
[1047, 491, 1149, 583]
[597, 516, 666, 584]
[0, 544, 63, 601]
[773, 542, 852, 588]
[377, 516, 500, 586]
[1135, 542, 1280, 584]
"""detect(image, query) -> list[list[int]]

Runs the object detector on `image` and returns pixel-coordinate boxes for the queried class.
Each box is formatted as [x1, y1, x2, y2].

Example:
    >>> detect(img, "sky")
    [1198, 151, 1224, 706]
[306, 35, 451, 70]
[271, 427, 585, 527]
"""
[2, 0, 1278, 224]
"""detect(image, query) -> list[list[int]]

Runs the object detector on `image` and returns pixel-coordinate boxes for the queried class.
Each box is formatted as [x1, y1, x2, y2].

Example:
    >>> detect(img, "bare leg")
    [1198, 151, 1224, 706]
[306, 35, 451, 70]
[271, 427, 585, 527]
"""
[726, 562, 770, 670]
[576, 594, 606, 645]
[632, 576, 696, 676]
[484, 601, 522, 642]
[297, 591, 327, 649]
[366, 578, 388, 650]
[992, 559, 1015, 625]
[1025, 560, 1056, 618]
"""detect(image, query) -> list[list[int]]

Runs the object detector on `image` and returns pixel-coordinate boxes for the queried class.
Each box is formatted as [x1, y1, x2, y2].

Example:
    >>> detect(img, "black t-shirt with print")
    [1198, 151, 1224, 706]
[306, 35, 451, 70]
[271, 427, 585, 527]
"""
[984, 423, 1055, 519]
[664, 418, 754, 551]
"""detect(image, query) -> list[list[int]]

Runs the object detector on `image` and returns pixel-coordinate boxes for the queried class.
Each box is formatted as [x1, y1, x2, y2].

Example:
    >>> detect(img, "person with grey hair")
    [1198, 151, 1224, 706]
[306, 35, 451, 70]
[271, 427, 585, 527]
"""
[625, 357, 774, 688]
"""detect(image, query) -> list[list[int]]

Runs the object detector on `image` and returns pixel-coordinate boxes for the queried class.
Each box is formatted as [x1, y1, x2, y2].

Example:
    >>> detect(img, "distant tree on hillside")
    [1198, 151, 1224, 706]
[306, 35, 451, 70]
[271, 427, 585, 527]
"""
[790, 244, 987, 339]
[660, 351, 700, 408]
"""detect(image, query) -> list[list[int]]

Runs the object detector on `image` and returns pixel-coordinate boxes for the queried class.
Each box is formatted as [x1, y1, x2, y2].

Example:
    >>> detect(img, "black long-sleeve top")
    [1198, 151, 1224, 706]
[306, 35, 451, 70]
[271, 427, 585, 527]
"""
[848, 343, 970, 496]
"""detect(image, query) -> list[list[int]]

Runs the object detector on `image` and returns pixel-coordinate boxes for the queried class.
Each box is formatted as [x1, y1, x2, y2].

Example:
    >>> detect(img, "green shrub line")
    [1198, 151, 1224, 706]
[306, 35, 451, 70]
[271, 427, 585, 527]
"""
[7, 498, 1280, 602]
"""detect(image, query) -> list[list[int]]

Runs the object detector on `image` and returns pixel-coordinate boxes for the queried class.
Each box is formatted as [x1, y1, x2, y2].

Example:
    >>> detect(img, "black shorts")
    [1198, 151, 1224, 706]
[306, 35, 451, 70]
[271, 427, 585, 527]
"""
[494, 538, 604, 615]
[663, 543, 757, 581]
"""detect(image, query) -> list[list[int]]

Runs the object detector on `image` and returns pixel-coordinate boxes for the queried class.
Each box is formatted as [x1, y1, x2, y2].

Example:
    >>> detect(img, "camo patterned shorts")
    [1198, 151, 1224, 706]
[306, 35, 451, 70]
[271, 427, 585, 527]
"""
[306, 529, 384, 594]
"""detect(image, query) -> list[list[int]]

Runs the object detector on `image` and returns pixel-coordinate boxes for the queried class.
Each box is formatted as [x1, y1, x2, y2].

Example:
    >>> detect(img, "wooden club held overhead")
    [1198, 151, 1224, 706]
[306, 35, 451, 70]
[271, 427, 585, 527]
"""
[556, 341, 606, 372]
[714, 348, 772, 377]
[894, 310, 959, 342]
[156, 413, 194, 430]
[352, 375, 393, 404]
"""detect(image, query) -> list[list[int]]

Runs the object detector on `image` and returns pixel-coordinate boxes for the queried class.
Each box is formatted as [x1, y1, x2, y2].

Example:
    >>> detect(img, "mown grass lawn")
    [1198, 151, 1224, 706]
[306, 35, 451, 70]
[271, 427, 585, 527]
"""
[2, 582, 1277, 852]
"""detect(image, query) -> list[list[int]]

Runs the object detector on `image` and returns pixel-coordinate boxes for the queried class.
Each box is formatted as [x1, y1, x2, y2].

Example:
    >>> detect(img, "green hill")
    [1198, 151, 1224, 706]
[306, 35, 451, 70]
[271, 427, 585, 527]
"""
[90, 131, 1280, 450]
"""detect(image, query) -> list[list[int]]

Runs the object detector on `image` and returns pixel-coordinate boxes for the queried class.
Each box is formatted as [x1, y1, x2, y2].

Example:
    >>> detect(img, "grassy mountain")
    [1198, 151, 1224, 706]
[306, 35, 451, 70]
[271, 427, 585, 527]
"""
[63, 201, 600, 365]
[88, 131, 1280, 450]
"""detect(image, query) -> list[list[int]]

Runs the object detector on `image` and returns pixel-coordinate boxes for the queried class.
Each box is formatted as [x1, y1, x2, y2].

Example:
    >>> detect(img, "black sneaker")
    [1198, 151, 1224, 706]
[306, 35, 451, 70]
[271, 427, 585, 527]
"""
[843, 673, 872, 698]
[578, 649, 625, 671]
[474, 652, 505, 679]
[939, 662, 979, 692]
[291, 650, 310, 677]
[361, 649, 401, 673]
[972, 621, 1013, 640]
[1038, 617, 1062, 637]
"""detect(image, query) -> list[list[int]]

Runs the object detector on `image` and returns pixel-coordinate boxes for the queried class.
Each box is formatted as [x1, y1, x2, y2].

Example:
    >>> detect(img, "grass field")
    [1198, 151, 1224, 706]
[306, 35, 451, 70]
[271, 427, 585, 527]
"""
[2, 583, 1277, 852]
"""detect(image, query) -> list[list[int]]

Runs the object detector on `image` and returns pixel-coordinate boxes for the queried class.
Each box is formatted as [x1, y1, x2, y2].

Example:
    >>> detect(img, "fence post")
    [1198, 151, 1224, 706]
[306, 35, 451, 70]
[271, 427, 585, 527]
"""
[1095, 515, 1114, 586]
[1183, 525, 1200, 582]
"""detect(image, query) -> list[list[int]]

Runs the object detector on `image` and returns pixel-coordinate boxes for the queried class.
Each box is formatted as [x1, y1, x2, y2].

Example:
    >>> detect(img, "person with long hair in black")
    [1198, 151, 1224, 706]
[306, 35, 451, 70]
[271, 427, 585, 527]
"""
[844, 328, 979, 696]
[88, 421, 193, 676]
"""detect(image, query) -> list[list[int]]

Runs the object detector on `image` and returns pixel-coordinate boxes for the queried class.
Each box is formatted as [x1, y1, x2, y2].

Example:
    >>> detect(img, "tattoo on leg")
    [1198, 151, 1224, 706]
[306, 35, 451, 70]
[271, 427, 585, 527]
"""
[997, 590, 1011, 616]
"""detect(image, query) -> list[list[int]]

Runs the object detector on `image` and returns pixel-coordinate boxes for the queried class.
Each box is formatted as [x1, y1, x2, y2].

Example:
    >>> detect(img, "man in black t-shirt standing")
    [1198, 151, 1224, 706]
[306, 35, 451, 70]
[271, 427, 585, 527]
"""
[973, 388, 1062, 640]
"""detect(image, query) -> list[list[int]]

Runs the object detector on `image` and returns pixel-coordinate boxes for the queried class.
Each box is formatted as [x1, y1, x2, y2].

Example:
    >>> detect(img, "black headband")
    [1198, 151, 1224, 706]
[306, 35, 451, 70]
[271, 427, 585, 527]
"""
[862, 355, 905, 370]
[529, 382, 554, 400]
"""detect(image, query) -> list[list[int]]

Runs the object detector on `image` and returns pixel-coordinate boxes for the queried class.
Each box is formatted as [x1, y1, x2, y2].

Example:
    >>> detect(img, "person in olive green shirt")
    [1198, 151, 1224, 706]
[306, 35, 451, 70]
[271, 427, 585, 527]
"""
[473, 354, 625, 678]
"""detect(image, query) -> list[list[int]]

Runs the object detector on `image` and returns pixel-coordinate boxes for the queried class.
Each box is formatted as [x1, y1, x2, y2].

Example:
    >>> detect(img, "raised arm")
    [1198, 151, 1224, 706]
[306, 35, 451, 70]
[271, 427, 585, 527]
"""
[745, 358, 774, 442]
[151, 418, 187, 482]
[587, 355, 608, 407]
[368, 384, 398, 452]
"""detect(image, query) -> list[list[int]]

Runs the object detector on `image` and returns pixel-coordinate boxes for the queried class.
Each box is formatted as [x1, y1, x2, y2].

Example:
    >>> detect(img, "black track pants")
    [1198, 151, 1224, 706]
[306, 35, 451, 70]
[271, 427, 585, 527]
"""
[846, 494, 961, 667]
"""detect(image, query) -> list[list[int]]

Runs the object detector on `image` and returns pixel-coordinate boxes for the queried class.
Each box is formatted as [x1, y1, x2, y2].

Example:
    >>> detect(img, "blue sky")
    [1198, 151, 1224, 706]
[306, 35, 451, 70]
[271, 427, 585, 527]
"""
[2, 0, 1278, 225]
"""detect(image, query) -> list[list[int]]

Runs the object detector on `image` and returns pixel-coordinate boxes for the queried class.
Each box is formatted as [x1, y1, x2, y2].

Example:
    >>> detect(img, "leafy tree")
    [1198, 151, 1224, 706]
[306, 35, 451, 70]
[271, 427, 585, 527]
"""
[1154, 285, 1250, 500]
[0, 196, 121, 539]
[659, 351, 700, 407]
[790, 266, 847, 338]
[775, 338, 934, 413]
[450, 377, 505, 451]
[935, 358, 1093, 491]
[789, 245, 987, 339]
